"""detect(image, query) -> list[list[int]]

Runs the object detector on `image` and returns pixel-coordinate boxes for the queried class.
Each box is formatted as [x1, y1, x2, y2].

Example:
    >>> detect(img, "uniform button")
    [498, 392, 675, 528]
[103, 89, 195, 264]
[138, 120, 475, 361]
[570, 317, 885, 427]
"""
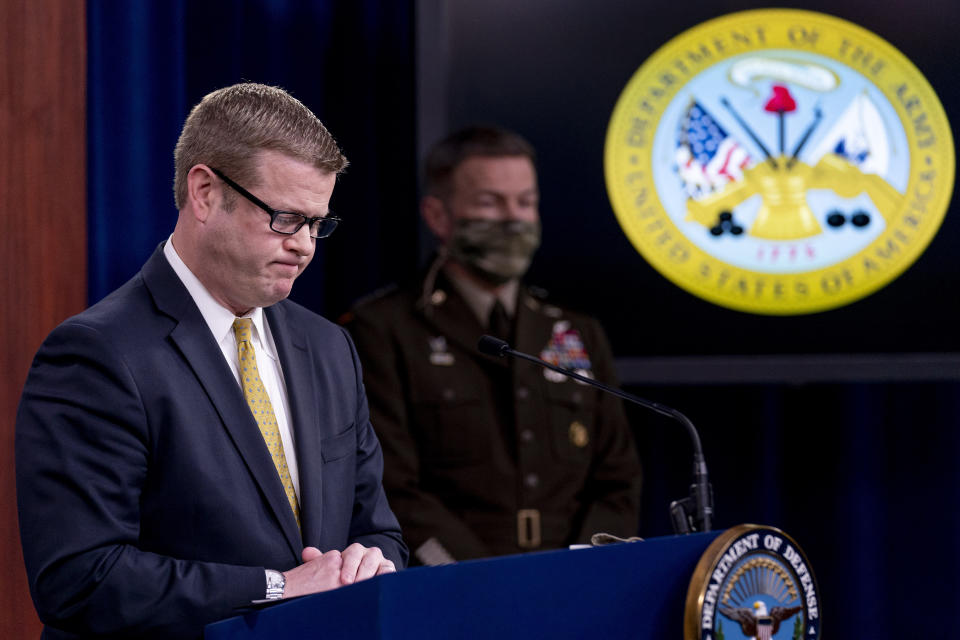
[442, 388, 455, 401]
[520, 429, 534, 443]
[516, 387, 529, 400]
[571, 391, 583, 404]
[524, 473, 539, 488]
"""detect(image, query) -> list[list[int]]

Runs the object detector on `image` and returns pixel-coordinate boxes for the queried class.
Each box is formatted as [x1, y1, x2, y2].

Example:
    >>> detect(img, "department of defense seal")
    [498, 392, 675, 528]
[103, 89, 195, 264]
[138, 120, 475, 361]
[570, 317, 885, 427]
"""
[604, 9, 954, 314]
[684, 524, 821, 640]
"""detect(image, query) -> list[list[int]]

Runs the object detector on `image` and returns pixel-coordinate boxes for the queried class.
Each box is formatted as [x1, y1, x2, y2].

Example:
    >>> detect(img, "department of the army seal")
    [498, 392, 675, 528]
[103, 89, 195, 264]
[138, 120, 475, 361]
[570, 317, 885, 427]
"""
[684, 524, 820, 640]
[604, 9, 953, 314]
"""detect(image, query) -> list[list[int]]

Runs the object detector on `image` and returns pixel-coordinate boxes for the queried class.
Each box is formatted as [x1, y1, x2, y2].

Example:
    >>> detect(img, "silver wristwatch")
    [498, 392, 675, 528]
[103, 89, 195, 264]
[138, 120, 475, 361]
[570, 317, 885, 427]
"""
[264, 569, 285, 600]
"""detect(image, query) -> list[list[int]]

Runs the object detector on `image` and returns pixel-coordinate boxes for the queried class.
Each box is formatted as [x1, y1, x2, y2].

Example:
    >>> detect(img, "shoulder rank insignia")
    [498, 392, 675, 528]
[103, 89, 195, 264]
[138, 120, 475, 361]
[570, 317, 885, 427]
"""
[542, 304, 563, 318]
[539, 321, 593, 383]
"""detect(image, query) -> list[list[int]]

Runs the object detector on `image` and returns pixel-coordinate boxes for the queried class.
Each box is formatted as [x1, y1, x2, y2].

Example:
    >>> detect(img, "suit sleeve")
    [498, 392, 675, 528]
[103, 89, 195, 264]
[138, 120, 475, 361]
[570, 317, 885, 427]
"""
[15, 321, 265, 638]
[572, 320, 642, 543]
[345, 309, 493, 562]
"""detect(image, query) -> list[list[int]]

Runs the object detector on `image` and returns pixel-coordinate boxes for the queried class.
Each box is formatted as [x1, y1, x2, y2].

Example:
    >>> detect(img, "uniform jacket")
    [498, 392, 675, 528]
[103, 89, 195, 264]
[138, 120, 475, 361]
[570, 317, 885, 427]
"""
[15, 245, 407, 639]
[344, 272, 641, 562]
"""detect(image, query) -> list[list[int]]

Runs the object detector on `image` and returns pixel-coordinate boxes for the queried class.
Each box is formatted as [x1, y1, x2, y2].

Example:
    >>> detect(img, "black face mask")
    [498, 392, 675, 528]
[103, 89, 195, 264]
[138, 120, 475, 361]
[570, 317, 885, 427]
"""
[447, 219, 542, 286]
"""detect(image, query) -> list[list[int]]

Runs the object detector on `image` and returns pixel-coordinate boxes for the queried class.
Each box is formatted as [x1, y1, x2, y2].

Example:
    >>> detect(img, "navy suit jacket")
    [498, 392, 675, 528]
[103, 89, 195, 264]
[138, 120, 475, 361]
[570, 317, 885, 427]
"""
[16, 245, 407, 639]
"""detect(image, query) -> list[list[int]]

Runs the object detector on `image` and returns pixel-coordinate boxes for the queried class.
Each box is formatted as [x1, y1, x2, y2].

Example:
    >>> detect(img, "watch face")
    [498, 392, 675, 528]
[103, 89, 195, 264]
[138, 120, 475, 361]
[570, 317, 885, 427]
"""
[265, 570, 285, 599]
[266, 571, 284, 587]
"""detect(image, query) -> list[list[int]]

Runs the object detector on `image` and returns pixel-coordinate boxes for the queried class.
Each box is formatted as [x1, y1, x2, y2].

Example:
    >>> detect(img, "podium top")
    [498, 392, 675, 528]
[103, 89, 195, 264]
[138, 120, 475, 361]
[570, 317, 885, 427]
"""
[206, 532, 721, 640]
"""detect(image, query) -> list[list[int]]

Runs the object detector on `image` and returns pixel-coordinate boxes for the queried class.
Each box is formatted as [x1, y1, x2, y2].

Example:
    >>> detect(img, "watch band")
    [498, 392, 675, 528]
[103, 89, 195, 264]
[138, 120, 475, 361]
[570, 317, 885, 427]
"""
[264, 569, 285, 600]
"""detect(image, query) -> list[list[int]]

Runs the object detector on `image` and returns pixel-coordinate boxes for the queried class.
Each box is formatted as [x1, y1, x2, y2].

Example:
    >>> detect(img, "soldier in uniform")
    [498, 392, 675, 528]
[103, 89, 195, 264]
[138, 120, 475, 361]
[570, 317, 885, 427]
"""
[343, 126, 641, 564]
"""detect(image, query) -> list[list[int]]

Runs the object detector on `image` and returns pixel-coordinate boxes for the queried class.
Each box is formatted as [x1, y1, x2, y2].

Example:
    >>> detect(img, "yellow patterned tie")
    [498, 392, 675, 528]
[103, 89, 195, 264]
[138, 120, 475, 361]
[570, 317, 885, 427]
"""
[233, 318, 300, 527]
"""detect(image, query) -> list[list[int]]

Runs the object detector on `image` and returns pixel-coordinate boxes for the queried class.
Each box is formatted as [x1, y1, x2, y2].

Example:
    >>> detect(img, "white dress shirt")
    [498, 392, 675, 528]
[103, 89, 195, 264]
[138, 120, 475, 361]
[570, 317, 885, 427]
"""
[163, 239, 301, 500]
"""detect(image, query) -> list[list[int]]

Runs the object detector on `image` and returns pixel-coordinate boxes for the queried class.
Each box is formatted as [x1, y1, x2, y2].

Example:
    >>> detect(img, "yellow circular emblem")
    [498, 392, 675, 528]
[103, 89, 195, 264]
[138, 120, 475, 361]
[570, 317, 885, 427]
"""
[604, 9, 954, 315]
[569, 421, 589, 448]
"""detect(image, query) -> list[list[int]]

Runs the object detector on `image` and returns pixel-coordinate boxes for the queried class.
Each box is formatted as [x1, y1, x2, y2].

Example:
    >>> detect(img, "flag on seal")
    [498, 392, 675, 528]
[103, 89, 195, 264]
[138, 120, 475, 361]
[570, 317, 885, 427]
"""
[675, 101, 753, 199]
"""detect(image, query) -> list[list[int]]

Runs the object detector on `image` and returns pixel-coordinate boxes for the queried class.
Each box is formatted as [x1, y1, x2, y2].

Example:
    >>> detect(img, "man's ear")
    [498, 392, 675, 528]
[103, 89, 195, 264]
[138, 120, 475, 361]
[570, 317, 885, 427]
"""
[185, 165, 218, 222]
[421, 195, 452, 243]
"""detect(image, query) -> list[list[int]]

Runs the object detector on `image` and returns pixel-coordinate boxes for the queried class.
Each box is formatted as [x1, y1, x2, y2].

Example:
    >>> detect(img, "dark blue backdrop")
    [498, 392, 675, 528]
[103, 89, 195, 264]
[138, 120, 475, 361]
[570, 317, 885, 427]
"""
[88, 0, 418, 315]
[87, 2, 959, 639]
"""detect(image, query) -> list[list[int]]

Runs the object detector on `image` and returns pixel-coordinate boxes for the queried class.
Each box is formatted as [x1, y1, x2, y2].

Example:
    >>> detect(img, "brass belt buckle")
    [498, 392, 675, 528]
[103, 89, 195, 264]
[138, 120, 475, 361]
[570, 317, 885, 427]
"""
[517, 508, 541, 549]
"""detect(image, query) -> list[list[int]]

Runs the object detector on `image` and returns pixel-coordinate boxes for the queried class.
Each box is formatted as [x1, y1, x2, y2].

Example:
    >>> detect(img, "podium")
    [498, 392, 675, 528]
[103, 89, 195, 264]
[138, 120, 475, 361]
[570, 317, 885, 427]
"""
[206, 531, 721, 639]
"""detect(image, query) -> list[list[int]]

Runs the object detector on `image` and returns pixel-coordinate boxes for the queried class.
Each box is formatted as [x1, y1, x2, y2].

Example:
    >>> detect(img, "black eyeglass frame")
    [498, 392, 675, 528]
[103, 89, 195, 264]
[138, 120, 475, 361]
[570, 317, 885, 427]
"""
[209, 167, 340, 239]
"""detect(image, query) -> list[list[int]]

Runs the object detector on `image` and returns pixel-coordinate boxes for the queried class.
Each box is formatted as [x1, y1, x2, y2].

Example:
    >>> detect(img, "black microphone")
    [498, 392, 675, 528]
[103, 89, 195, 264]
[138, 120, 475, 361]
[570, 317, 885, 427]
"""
[478, 335, 714, 534]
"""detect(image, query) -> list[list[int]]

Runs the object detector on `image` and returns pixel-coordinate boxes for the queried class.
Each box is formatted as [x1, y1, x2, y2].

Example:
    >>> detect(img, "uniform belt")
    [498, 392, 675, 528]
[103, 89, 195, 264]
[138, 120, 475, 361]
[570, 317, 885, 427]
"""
[464, 510, 571, 550]
[517, 509, 541, 549]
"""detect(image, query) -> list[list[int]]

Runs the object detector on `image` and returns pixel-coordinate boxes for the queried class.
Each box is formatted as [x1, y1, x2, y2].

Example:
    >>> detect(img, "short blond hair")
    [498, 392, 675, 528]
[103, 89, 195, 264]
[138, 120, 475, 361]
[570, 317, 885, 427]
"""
[173, 83, 348, 209]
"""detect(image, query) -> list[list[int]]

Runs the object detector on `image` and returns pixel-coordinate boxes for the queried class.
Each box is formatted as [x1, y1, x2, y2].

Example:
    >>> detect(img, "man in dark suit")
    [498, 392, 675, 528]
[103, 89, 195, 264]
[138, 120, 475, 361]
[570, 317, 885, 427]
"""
[16, 83, 407, 639]
[343, 126, 640, 565]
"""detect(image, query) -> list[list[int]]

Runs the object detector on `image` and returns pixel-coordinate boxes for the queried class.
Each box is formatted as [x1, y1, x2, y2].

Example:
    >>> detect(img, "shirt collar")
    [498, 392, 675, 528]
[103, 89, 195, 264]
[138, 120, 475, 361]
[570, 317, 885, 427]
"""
[163, 237, 277, 361]
[443, 267, 519, 327]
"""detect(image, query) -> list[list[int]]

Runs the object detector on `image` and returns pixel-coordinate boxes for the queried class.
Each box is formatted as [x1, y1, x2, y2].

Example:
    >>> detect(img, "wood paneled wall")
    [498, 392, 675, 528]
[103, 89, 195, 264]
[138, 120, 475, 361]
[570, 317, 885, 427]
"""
[1, 1, 87, 636]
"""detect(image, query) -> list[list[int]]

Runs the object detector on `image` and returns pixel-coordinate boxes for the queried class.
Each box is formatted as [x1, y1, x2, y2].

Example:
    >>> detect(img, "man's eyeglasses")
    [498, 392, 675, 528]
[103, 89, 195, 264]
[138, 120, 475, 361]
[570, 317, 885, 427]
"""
[210, 167, 340, 239]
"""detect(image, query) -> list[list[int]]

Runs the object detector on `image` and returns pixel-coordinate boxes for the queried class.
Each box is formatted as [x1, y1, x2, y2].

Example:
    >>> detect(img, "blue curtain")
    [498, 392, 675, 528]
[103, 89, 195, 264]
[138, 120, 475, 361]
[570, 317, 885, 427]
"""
[87, 0, 417, 315]
[632, 379, 960, 639]
[87, 0, 187, 302]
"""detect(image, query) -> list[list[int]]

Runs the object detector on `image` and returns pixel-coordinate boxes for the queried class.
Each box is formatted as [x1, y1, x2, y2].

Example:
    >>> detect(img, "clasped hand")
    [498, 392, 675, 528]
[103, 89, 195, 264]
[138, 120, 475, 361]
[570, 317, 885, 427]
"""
[282, 543, 395, 598]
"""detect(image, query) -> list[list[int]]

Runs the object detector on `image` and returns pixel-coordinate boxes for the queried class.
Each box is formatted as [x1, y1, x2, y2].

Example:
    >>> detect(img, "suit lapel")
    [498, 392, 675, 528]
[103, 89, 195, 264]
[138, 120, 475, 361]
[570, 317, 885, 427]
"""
[142, 246, 302, 559]
[265, 303, 325, 547]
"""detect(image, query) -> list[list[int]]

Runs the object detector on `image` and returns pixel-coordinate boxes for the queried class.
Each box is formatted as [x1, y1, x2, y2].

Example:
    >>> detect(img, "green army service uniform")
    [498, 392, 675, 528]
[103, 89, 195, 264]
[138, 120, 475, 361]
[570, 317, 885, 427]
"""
[344, 273, 641, 563]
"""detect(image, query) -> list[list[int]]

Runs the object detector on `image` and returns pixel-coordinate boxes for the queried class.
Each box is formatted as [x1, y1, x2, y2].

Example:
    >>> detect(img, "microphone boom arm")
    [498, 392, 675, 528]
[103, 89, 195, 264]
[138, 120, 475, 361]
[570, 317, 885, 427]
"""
[479, 335, 713, 533]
